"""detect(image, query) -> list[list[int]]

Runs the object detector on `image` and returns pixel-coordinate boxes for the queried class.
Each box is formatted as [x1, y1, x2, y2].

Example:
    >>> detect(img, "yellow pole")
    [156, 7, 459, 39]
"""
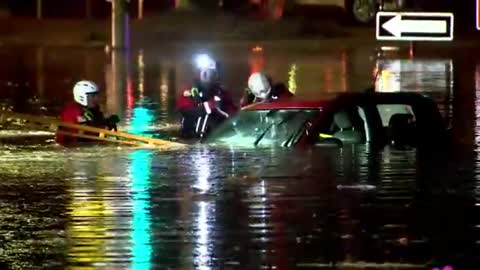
[36, 0, 42, 19]
[111, 0, 129, 50]
[138, 0, 143, 19]
[108, 50, 127, 119]
[138, 50, 144, 98]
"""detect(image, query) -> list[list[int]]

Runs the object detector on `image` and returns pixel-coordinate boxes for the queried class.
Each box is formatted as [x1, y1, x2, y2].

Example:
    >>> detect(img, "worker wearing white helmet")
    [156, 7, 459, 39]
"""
[248, 72, 272, 100]
[73, 80, 99, 107]
[241, 72, 294, 107]
[56, 80, 120, 145]
[177, 53, 238, 138]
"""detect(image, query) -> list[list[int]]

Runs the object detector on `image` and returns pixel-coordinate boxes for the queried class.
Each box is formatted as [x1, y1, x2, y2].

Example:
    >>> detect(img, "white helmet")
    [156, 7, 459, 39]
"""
[248, 72, 271, 99]
[73, 80, 99, 106]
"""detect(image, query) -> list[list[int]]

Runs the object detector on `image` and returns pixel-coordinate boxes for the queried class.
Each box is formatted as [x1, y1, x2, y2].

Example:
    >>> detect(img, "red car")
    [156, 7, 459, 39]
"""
[204, 92, 449, 148]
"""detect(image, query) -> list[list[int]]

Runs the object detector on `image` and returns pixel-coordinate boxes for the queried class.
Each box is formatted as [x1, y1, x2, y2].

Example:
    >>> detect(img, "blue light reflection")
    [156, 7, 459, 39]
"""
[129, 150, 153, 270]
[129, 106, 155, 136]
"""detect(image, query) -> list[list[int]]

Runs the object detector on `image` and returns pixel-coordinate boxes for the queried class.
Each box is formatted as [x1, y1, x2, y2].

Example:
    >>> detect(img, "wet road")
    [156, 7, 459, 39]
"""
[0, 43, 480, 269]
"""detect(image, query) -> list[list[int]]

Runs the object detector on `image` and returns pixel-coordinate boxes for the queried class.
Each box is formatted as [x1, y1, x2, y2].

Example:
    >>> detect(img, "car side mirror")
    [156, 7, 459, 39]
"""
[315, 137, 343, 148]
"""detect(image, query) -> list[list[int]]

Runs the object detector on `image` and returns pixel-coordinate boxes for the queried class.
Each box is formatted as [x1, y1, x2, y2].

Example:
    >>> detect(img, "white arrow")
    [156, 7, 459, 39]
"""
[382, 15, 447, 37]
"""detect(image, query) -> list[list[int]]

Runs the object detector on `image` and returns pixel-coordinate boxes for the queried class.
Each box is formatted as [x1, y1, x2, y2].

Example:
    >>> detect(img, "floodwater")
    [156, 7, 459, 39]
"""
[0, 42, 480, 269]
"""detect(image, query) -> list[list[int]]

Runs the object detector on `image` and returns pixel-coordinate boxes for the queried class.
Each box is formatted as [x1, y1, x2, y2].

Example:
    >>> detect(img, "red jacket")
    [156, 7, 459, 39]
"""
[176, 94, 197, 112]
[55, 102, 108, 146]
[176, 85, 239, 116]
[56, 102, 84, 145]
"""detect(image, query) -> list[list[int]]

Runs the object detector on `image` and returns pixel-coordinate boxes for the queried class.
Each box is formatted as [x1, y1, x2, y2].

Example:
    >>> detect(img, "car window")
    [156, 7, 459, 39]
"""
[317, 106, 366, 144]
[206, 109, 320, 147]
[376, 104, 416, 127]
[376, 104, 418, 145]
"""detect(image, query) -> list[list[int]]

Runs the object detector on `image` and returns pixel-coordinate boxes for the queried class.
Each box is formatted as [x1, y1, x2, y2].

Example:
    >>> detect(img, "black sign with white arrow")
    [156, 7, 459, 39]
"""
[376, 12, 454, 41]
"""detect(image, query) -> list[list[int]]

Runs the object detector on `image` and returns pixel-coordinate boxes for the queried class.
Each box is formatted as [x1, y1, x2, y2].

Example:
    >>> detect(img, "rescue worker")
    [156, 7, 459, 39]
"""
[56, 80, 119, 146]
[240, 72, 294, 107]
[176, 54, 238, 138]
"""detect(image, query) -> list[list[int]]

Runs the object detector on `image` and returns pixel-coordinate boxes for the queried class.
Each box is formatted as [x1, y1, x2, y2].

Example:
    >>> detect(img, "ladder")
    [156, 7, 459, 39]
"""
[0, 110, 186, 149]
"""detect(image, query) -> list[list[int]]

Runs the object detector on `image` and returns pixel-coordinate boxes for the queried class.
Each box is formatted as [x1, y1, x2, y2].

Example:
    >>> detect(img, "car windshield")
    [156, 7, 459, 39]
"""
[205, 109, 320, 147]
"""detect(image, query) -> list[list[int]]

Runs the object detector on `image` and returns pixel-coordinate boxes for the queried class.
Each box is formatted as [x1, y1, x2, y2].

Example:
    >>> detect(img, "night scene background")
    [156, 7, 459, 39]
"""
[0, 0, 479, 269]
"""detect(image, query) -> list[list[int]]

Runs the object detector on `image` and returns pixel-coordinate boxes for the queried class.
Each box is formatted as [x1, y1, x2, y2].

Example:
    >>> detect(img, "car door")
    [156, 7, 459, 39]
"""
[362, 93, 448, 147]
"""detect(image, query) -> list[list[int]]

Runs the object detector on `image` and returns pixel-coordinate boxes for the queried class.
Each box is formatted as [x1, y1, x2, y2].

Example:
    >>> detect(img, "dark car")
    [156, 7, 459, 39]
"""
[245, 0, 415, 25]
[204, 92, 449, 148]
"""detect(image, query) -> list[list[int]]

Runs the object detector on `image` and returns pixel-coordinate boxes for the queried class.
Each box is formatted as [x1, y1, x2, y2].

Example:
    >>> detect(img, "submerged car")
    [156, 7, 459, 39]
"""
[204, 92, 450, 148]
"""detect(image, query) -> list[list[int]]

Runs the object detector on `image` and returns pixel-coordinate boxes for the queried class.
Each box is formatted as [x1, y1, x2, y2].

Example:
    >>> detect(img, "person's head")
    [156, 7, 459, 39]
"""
[248, 72, 272, 100]
[194, 53, 218, 88]
[73, 80, 99, 108]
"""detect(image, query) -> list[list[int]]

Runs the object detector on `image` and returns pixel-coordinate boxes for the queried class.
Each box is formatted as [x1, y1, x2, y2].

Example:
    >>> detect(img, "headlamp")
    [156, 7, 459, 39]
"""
[195, 54, 216, 70]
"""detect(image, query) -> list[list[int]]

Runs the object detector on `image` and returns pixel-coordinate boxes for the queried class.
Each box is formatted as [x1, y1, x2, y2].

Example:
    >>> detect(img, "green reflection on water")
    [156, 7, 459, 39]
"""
[129, 150, 153, 270]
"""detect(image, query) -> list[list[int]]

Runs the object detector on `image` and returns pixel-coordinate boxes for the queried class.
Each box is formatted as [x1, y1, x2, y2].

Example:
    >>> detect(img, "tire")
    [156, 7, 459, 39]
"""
[345, 0, 378, 25]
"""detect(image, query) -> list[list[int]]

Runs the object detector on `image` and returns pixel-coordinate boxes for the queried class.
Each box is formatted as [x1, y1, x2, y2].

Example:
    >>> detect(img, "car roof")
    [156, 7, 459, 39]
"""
[242, 99, 330, 110]
[242, 92, 435, 111]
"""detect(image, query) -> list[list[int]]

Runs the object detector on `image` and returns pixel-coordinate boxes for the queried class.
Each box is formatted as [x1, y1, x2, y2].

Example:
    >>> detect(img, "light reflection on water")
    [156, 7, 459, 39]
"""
[0, 142, 478, 268]
[195, 201, 213, 270]
[129, 150, 153, 270]
[1, 45, 480, 269]
[192, 148, 212, 193]
[192, 147, 214, 270]
[375, 58, 454, 93]
[474, 63, 480, 257]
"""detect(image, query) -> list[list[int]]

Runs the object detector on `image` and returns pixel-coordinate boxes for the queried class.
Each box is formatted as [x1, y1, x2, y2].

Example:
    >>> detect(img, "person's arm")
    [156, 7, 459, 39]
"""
[82, 108, 104, 128]
[83, 107, 119, 131]
[104, 115, 120, 131]
[220, 91, 239, 116]
[240, 89, 255, 107]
